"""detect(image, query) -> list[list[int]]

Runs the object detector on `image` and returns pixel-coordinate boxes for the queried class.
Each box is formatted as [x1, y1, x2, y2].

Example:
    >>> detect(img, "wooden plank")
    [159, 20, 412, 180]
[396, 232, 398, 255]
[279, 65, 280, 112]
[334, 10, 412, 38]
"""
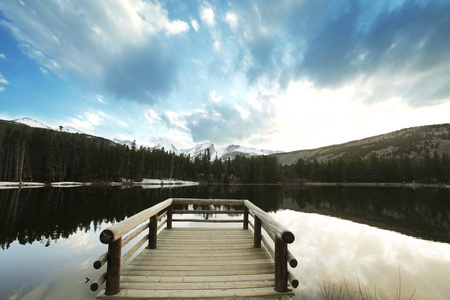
[119, 274, 275, 284]
[97, 287, 294, 299]
[121, 267, 274, 277]
[134, 248, 269, 256]
[119, 280, 275, 290]
[124, 262, 275, 271]
[129, 257, 274, 266]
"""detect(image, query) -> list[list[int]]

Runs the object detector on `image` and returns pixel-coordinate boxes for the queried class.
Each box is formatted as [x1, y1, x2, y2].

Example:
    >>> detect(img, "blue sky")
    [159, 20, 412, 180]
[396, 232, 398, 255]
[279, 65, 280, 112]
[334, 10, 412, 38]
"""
[1, 0, 449, 151]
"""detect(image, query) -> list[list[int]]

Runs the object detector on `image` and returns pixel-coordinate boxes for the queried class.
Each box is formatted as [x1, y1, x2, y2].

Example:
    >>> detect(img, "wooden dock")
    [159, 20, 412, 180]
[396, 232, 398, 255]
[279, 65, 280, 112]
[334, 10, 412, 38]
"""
[91, 198, 298, 299]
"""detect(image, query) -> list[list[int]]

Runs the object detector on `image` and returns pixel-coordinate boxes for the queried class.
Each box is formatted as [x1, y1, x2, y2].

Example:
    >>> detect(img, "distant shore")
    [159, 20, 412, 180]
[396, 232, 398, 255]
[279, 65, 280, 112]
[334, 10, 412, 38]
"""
[0, 178, 199, 189]
[298, 181, 450, 188]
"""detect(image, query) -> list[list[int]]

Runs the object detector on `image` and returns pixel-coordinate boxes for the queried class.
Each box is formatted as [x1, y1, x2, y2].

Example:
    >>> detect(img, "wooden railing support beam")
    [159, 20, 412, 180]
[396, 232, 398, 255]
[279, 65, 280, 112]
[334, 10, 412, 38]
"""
[274, 236, 288, 292]
[243, 206, 249, 230]
[254, 216, 261, 248]
[167, 204, 173, 229]
[149, 215, 157, 249]
[105, 238, 122, 295]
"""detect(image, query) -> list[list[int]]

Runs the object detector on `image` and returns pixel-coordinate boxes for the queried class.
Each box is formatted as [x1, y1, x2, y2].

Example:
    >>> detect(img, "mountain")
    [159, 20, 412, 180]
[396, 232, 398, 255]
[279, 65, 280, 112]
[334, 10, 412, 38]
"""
[13, 117, 85, 134]
[113, 138, 136, 148]
[58, 125, 84, 134]
[13, 117, 52, 130]
[154, 143, 177, 153]
[273, 124, 450, 166]
[112, 138, 279, 161]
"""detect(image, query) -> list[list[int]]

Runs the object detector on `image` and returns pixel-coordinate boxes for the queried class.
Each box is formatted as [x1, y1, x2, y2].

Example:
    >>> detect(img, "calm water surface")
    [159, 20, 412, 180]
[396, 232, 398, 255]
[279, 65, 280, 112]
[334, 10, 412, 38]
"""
[0, 185, 449, 299]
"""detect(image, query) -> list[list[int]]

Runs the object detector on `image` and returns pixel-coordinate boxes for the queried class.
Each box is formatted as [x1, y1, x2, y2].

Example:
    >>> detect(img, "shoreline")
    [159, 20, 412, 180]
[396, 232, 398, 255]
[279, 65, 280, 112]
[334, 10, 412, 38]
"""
[0, 179, 199, 189]
[1, 180, 447, 189]
[205, 181, 449, 189]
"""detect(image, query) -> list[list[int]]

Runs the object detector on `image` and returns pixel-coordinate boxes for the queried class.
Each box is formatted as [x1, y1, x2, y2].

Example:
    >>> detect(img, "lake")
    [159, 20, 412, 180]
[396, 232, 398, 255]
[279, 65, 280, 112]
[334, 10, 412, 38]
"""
[0, 185, 449, 299]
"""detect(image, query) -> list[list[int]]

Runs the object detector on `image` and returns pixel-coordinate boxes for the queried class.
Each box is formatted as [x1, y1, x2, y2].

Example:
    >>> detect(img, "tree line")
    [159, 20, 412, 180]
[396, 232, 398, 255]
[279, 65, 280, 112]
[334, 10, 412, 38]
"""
[0, 123, 281, 184]
[284, 152, 450, 184]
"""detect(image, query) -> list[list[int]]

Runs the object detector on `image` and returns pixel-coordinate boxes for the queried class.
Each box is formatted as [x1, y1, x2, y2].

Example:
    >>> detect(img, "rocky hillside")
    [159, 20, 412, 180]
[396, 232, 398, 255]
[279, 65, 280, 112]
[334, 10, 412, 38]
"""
[273, 124, 450, 166]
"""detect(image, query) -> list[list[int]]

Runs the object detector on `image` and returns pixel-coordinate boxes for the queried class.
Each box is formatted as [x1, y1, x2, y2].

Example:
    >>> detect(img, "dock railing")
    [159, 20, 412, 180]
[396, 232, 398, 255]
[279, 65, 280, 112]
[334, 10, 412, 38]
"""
[91, 198, 298, 295]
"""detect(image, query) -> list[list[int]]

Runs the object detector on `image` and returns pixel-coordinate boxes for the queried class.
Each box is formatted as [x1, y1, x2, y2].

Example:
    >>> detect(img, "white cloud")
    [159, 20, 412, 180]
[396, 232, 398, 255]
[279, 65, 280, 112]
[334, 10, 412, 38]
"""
[39, 66, 48, 74]
[0, 73, 9, 85]
[213, 39, 221, 51]
[117, 120, 128, 127]
[191, 19, 199, 32]
[209, 90, 222, 103]
[165, 111, 188, 130]
[0, 73, 9, 91]
[85, 111, 104, 125]
[200, 4, 215, 27]
[69, 111, 105, 131]
[164, 19, 190, 36]
[0, 53, 5, 60]
[96, 95, 105, 103]
[236, 105, 250, 120]
[144, 109, 162, 124]
[224, 12, 238, 30]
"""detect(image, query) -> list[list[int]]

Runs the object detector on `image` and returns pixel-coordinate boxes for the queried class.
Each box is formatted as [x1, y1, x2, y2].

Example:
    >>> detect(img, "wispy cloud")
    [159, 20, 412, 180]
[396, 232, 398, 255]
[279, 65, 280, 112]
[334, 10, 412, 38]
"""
[144, 109, 162, 124]
[39, 66, 48, 74]
[0, 72, 9, 92]
[191, 19, 199, 32]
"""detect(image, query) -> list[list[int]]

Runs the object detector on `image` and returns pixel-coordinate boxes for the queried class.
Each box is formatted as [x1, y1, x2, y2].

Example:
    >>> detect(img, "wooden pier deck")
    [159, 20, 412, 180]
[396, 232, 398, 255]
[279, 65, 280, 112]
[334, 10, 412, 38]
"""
[91, 198, 298, 299]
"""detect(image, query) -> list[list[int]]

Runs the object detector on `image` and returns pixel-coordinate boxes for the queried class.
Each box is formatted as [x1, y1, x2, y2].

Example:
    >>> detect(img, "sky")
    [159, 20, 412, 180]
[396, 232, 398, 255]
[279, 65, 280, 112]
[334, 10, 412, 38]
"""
[0, 0, 449, 152]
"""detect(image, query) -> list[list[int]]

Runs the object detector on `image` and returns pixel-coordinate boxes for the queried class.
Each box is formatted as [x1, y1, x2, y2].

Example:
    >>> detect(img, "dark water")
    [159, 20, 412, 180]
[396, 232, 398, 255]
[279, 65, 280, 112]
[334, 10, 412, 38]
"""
[0, 185, 449, 299]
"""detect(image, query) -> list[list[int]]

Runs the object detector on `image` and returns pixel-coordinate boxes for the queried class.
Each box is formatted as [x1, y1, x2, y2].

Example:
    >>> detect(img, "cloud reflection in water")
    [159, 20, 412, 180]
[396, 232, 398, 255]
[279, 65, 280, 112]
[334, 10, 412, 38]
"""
[271, 210, 450, 300]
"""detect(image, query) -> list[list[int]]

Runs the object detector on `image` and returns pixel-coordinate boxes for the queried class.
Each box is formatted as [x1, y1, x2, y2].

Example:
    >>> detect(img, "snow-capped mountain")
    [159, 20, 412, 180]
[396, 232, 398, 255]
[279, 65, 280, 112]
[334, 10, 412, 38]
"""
[154, 143, 177, 153]
[58, 125, 84, 134]
[13, 117, 84, 134]
[179, 142, 216, 159]
[177, 143, 283, 161]
[13, 117, 53, 130]
[113, 138, 138, 148]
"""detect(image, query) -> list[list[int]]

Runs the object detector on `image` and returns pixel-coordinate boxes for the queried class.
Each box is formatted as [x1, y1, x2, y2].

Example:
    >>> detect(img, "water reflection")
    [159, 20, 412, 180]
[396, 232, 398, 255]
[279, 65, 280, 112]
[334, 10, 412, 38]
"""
[0, 185, 449, 299]
[271, 210, 450, 300]
[0, 221, 109, 300]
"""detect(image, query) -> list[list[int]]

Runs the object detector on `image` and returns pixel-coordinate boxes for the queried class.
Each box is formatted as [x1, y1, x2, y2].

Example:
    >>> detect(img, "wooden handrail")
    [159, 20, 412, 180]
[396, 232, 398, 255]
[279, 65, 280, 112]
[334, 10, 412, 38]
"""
[172, 198, 245, 206]
[173, 209, 244, 214]
[100, 199, 173, 244]
[244, 200, 295, 244]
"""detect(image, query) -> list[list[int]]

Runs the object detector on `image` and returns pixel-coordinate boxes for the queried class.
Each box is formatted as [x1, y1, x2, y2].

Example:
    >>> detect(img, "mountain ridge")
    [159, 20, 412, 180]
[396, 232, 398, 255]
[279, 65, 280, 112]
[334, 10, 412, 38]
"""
[273, 123, 450, 165]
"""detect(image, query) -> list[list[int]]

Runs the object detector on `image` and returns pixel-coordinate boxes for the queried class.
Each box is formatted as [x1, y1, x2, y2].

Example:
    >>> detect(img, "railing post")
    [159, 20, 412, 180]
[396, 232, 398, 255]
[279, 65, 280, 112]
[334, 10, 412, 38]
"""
[105, 237, 122, 295]
[167, 204, 173, 229]
[243, 206, 249, 230]
[149, 215, 157, 249]
[254, 216, 261, 248]
[274, 236, 288, 292]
